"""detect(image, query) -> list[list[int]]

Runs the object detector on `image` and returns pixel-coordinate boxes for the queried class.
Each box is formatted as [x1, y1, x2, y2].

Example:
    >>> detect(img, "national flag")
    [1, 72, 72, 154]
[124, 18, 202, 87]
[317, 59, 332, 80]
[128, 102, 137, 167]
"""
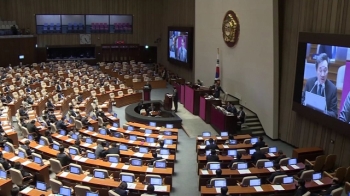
[215, 48, 220, 80]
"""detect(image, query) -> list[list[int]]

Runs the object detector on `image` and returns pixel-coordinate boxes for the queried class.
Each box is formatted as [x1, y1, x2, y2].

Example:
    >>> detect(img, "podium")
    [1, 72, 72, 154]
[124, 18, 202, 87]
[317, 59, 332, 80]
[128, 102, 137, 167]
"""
[143, 86, 151, 101]
[164, 93, 172, 111]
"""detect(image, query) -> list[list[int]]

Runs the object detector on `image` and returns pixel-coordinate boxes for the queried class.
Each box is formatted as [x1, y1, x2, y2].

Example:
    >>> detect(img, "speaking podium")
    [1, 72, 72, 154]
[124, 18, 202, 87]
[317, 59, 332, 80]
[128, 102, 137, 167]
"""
[143, 85, 151, 101]
[164, 93, 172, 111]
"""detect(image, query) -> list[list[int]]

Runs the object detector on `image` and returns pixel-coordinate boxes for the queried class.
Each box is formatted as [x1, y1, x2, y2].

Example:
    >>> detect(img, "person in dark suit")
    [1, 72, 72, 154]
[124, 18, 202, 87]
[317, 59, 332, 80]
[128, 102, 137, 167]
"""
[58, 92, 64, 100]
[295, 179, 307, 196]
[3, 84, 10, 93]
[149, 152, 162, 164]
[206, 149, 219, 162]
[76, 93, 83, 104]
[106, 143, 120, 155]
[302, 53, 337, 117]
[46, 99, 55, 111]
[56, 117, 68, 131]
[19, 105, 29, 118]
[0, 151, 11, 170]
[268, 164, 285, 182]
[252, 136, 265, 149]
[145, 81, 152, 90]
[26, 120, 40, 135]
[25, 85, 32, 93]
[112, 181, 128, 196]
[216, 187, 231, 196]
[21, 140, 33, 156]
[72, 140, 84, 154]
[44, 131, 53, 144]
[339, 91, 350, 124]
[205, 138, 219, 151]
[144, 184, 156, 196]
[251, 147, 266, 164]
[212, 169, 223, 178]
[5, 92, 13, 103]
[26, 95, 34, 105]
[57, 146, 72, 167]
[14, 161, 33, 181]
[137, 100, 145, 113]
[226, 102, 237, 115]
[317, 177, 341, 195]
[210, 83, 225, 98]
[172, 88, 179, 112]
[237, 106, 246, 132]
[95, 141, 107, 158]
[56, 82, 62, 92]
[68, 106, 76, 117]
[148, 103, 156, 113]
[273, 150, 286, 165]
[228, 153, 244, 168]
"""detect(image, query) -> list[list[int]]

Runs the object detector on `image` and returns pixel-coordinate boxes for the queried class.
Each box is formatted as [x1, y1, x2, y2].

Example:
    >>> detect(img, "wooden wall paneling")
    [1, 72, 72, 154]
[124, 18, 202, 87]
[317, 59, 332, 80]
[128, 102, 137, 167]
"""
[279, 0, 350, 166]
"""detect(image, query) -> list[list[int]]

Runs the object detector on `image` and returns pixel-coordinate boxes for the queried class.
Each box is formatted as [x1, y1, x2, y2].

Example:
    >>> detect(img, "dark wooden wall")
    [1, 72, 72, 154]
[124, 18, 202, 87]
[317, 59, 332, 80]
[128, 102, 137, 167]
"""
[0, 37, 37, 66]
[279, 0, 350, 166]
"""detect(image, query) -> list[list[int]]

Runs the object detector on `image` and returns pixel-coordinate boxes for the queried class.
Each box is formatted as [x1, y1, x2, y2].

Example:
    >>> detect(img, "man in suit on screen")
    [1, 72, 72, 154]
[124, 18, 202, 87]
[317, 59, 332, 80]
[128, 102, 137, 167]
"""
[339, 92, 350, 124]
[177, 38, 187, 62]
[302, 53, 338, 117]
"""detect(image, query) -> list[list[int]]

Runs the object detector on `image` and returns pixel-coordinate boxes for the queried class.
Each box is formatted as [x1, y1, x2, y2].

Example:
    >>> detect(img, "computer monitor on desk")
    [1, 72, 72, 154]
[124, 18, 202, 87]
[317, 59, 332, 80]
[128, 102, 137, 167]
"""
[237, 163, 248, 170]
[249, 179, 261, 187]
[94, 170, 106, 179]
[220, 132, 228, 137]
[150, 177, 162, 186]
[59, 186, 72, 196]
[214, 179, 227, 188]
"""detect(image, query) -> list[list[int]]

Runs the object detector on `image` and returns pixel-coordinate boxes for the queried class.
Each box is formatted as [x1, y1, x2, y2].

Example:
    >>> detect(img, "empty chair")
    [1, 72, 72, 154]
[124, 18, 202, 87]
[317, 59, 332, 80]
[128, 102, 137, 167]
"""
[298, 170, 314, 181]
[9, 168, 33, 187]
[324, 167, 347, 182]
[120, 172, 135, 182]
[278, 158, 290, 166]
[323, 154, 337, 172]
[50, 178, 63, 194]
[210, 178, 227, 186]
[255, 159, 269, 168]
[127, 89, 133, 94]
[330, 187, 343, 196]
[239, 176, 258, 186]
[271, 174, 288, 184]
[108, 190, 121, 196]
[305, 155, 326, 172]
[74, 185, 91, 196]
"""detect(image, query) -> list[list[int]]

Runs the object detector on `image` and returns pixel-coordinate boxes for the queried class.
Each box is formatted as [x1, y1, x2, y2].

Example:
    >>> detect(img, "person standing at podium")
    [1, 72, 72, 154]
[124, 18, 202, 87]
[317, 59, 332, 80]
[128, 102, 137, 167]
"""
[145, 81, 152, 90]
[210, 82, 225, 98]
[173, 88, 178, 112]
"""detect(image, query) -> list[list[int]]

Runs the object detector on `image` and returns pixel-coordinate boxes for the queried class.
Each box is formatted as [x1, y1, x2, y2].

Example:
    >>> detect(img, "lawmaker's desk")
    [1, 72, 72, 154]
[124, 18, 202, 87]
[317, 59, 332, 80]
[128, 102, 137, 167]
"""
[210, 105, 237, 135]
[76, 130, 177, 151]
[132, 80, 167, 90]
[115, 92, 142, 108]
[1, 151, 50, 185]
[0, 178, 12, 196]
[198, 163, 305, 189]
[126, 122, 179, 135]
[200, 177, 332, 195]
[20, 187, 52, 196]
[199, 96, 222, 124]
[56, 172, 171, 195]
[196, 134, 251, 145]
[108, 126, 178, 142]
[104, 113, 121, 126]
[197, 143, 257, 153]
[292, 147, 324, 163]
[3, 127, 19, 148]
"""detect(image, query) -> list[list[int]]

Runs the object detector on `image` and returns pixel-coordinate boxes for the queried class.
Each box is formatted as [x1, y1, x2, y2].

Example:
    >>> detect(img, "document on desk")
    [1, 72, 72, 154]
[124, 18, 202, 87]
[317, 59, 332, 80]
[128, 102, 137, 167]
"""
[149, 143, 156, 147]
[146, 168, 154, 172]
[110, 163, 118, 168]
[92, 133, 98, 136]
[161, 155, 169, 159]
[197, 137, 203, 140]
[272, 185, 284, 190]
[22, 160, 31, 166]
[211, 170, 216, 175]
[65, 138, 73, 142]
[125, 130, 131, 133]
[35, 145, 43, 149]
[122, 165, 130, 170]
[216, 137, 222, 140]
[82, 143, 90, 147]
[291, 165, 300, 169]
[157, 135, 163, 139]
[267, 168, 275, 172]
[238, 169, 251, 174]
[73, 156, 82, 161]
[20, 138, 27, 143]
[83, 176, 93, 182]
[201, 170, 209, 175]
[254, 186, 263, 192]
[60, 172, 69, 177]
[109, 127, 117, 131]
[21, 187, 33, 194]
[10, 156, 20, 162]
[156, 127, 161, 130]
[268, 153, 275, 157]
[154, 185, 167, 192]
[199, 145, 205, 149]
[84, 130, 89, 133]
[281, 166, 289, 170]
[4, 130, 12, 133]
[55, 135, 63, 138]
[128, 140, 134, 144]
[144, 133, 150, 137]
[216, 188, 221, 193]
[127, 183, 136, 189]
[79, 157, 88, 162]
[314, 180, 324, 185]
[163, 144, 168, 148]
[133, 153, 144, 157]
[222, 145, 229, 148]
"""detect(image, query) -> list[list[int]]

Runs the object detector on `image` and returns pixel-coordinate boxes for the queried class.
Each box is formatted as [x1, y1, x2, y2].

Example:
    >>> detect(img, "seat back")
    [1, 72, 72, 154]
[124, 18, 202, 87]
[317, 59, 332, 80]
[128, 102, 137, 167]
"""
[50, 178, 63, 193]
[117, 91, 123, 97]
[75, 120, 83, 130]
[206, 162, 220, 169]
[93, 169, 109, 178]
[74, 185, 91, 196]
[260, 147, 269, 154]
[98, 117, 104, 127]
[312, 155, 326, 172]
[108, 190, 121, 196]
[323, 154, 337, 171]
[332, 167, 347, 182]
[302, 192, 311, 196]
[330, 187, 343, 196]
[119, 84, 126, 89]
[127, 89, 133, 94]
[18, 147, 28, 158]
[279, 158, 290, 166]
[345, 182, 350, 195]
[40, 136, 50, 146]
[9, 168, 24, 186]
[5, 142, 15, 153]
[255, 159, 269, 168]
[69, 163, 83, 174]
[243, 139, 251, 144]
[300, 170, 314, 181]
[345, 166, 350, 182]
[209, 178, 227, 186]
[271, 174, 287, 184]
[241, 176, 258, 186]
[120, 172, 135, 182]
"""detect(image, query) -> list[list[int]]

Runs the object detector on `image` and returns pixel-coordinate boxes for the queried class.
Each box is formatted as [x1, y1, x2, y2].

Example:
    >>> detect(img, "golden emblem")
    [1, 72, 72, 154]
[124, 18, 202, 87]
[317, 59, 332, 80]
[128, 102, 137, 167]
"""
[222, 10, 240, 47]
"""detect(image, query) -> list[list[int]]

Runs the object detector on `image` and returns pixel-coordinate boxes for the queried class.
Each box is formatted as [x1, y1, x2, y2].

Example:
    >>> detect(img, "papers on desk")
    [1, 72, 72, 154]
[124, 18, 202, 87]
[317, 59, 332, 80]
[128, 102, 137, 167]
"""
[22, 160, 31, 166]
[82, 176, 93, 182]
[199, 145, 205, 149]
[197, 137, 203, 140]
[92, 133, 98, 136]
[4, 130, 12, 133]
[254, 186, 263, 192]
[133, 153, 144, 157]
[314, 180, 324, 185]
[163, 144, 168, 148]
[10, 156, 20, 162]
[268, 153, 275, 157]
[127, 183, 136, 189]
[109, 127, 117, 131]
[110, 163, 118, 168]
[20, 138, 27, 143]
[65, 138, 73, 142]
[161, 155, 169, 159]
[154, 185, 167, 192]
[272, 185, 285, 190]
[157, 135, 163, 139]
[21, 187, 33, 194]
[84, 130, 89, 133]
[291, 165, 300, 169]
[122, 165, 130, 170]
[156, 127, 161, 130]
[216, 137, 222, 140]
[216, 188, 221, 193]
[222, 145, 229, 148]
[73, 156, 82, 161]
[55, 135, 63, 138]
[79, 157, 88, 162]
[146, 168, 154, 172]
[238, 169, 251, 174]
[267, 168, 275, 172]
[60, 172, 69, 177]
[82, 143, 90, 147]
[128, 140, 134, 144]
[35, 145, 43, 149]
[125, 130, 131, 133]
[281, 166, 289, 171]
[149, 143, 156, 147]
[201, 170, 209, 175]
[144, 133, 150, 137]
[211, 170, 216, 174]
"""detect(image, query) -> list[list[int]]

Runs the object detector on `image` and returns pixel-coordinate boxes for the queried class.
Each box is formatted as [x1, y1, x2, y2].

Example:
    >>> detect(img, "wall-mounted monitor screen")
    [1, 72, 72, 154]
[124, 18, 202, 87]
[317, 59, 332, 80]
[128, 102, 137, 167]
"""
[168, 26, 193, 68]
[36, 15, 61, 34]
[86, 15, 109, 34]
[110, 15, 133, 34]
[61, 15, 85, 33]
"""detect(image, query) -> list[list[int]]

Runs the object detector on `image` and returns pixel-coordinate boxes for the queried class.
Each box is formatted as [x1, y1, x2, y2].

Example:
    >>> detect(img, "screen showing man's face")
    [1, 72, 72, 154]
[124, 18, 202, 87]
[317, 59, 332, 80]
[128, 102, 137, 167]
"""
[317, 60, 328, 84]
[181, 40, 185, 47]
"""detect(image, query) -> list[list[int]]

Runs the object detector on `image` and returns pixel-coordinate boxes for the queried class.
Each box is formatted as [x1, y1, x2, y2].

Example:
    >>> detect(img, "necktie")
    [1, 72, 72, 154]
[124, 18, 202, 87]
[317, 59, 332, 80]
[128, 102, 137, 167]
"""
[317, 84, 322, 96]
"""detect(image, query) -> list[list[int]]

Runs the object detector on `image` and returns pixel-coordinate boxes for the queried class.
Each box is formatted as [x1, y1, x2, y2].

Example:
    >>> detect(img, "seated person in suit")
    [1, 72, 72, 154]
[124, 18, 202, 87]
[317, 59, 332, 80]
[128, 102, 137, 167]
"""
[226, 102, 237, 115]
[46, 98, 55, 111]
[141, 184, 156, 196]
[112, 181, 128, 196]
[19, 105, 29, 118]
[268, 164, 285, 182]
[68, 106, 76, 117]
[273, 150, 286, 165]
[0, 151, 11, 170]
[149, 152, 162, 164]
[295, 179, 307, 196]
[21, 140, 33, 156]
[317, 177, 341, 195]
[56, 117, 68, 131]
[5, 92, 13, 103]
[57, 145, 72, 167]
[25, 84, 32, 93]
[11, 187, 20, 196]
[225, 134, 234, 144]
[158, 140, 164, 149]
[216, 186, 231, 196]
[106, 143, 120, 155]
[72, 140, 85, 154]
[58, 92, 65, 100]
[212, 169, 223, 178]
[205, 138, 219, 151]
[76, 93, 83, 104]
[26, 120, 41, 135]
[26, 95, 34, 105]
[95, 141, 108, 158]
[14, 161, 34, 181]
[228, 153, 244, 168]
[296, 164, 312, 178]
[251, 147, 266, 164]
[206, 149, 219, 162]
[252, 136, 265, 149]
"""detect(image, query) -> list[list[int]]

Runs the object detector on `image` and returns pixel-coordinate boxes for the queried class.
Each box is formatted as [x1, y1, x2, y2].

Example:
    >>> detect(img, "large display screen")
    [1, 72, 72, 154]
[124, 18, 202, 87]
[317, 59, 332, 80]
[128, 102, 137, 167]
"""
[169, 31, 189, 63]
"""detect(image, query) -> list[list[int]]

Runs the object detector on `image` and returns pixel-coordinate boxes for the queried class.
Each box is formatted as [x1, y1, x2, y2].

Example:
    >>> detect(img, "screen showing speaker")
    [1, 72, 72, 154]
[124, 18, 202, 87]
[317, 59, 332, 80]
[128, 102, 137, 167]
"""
[168, 26, 193, 67]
